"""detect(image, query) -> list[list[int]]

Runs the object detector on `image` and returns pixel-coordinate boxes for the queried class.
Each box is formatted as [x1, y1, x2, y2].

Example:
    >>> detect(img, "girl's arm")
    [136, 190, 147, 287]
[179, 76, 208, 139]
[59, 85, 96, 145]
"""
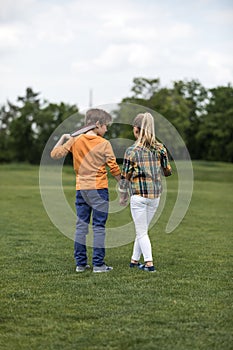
[160, 146, 172, 177]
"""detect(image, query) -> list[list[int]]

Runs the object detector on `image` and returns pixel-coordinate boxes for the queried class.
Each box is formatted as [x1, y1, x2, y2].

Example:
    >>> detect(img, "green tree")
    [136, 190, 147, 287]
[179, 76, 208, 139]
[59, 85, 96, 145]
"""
[1, 81, 232, 164]
[130, 77, 160, 100]
[34, 101, 80, 163]
[173, 80, 209, 158]
[122, 78, 191, 145]
[196, 85, 233, 162]
[121, 78, 212, 160]
[8, 88, 41, 162]
[0, 103, 18, 162]
[1, 88, 79, 164]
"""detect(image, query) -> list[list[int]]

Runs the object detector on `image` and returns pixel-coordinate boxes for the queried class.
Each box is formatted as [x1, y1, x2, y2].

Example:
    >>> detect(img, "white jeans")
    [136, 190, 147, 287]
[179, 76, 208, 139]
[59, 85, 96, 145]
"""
[130, 195, 160, 262]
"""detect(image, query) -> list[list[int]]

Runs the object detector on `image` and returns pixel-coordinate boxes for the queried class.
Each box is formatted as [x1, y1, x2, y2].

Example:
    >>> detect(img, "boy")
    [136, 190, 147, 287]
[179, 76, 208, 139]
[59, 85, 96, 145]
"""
[51, 109, 121, 272]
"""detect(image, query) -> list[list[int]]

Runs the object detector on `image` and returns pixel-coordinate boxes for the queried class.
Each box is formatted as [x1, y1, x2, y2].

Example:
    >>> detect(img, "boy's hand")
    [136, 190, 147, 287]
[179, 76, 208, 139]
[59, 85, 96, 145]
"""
[62, 134, 72, 142]
[52, 133, 72, 150]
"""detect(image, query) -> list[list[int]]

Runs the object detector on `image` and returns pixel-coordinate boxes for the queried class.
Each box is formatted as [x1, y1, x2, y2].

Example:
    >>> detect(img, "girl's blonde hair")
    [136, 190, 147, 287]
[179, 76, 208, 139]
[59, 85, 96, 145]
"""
[134, 112, 157, 148]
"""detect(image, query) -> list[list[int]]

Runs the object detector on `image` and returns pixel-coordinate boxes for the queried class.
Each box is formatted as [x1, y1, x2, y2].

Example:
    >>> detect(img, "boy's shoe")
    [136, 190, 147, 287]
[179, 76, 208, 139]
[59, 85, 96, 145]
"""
[76, 264, 91, 272]
[139, 264, 156, 273]
[93, 264, 113, 273]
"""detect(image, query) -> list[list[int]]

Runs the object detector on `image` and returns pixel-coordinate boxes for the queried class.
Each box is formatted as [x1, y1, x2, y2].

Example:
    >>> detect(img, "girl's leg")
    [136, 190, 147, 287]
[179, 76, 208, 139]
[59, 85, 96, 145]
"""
[130, 195, 152, 262]
[131, 239, 142, 263]
[144, 197, 160, 266]
[147, 197, 160, 227]
[130, 196, 160, 265]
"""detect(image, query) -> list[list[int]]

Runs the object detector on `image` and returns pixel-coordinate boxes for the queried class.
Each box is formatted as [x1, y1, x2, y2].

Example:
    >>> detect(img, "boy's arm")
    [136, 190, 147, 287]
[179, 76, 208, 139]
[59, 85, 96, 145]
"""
[104, 142, 121, 180]
[119, 149, 133, 191]
[50, 134, 74, 159]
[114, 174, 121, 182]
[119, 149, 133, 206]
[104, 141, 128, 206]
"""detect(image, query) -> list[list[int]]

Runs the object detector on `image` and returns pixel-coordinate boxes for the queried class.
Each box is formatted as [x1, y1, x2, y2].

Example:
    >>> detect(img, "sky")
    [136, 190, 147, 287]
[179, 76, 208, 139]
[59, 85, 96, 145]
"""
[0, 0, 232, 110]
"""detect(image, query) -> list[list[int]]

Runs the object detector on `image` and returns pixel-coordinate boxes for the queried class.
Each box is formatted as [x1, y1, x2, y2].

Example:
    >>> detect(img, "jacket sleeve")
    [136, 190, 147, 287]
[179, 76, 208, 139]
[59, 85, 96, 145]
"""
[50, 138, 75, 159]
[104, 141, 121, 176]
[160, 146, 172, 177]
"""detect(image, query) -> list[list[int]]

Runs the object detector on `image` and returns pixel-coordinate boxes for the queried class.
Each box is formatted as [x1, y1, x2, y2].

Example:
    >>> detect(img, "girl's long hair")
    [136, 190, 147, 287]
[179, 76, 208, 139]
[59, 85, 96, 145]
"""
[134, 112, 158, 148]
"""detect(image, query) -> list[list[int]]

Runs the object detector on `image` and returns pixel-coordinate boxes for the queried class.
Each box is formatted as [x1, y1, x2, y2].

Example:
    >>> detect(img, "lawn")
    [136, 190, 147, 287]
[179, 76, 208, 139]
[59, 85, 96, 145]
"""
[0, 162, 232, 350]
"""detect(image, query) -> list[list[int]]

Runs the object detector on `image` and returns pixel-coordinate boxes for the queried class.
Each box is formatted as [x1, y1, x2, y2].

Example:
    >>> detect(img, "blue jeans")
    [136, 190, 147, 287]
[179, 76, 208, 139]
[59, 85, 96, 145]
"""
[74, 189, 109, 267]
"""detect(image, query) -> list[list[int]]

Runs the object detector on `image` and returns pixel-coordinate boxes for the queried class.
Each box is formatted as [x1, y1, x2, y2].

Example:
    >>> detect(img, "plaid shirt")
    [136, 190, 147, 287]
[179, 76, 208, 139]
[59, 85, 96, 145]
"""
[120, 142, 172, 198]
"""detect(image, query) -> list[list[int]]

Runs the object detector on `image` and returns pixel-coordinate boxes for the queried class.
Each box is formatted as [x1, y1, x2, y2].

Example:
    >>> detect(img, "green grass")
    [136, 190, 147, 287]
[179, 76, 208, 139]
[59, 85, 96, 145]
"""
[0, 161, 232, 350]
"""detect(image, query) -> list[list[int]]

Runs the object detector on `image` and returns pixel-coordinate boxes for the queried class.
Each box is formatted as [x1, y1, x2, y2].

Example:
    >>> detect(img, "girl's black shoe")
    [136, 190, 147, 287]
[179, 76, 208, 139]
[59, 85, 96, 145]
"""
[139, 264, 156, 272]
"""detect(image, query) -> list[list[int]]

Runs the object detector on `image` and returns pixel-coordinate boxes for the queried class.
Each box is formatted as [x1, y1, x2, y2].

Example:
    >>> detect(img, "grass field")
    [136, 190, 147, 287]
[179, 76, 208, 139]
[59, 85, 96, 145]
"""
[0, 162, 232, 350]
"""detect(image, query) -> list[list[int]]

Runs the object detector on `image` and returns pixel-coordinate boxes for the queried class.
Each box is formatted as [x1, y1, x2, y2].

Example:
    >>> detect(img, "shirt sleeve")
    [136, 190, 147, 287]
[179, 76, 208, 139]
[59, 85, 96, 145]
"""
[104, 141, 121, 176]
[50, 138, 75, 159]
[119, 148, 134, 191]
[160, 145, 172, 177]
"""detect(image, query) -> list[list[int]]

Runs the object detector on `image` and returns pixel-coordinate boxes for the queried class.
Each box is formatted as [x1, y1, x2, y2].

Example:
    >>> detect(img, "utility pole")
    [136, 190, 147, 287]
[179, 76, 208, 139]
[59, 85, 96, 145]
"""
[89, 89, 93, 107]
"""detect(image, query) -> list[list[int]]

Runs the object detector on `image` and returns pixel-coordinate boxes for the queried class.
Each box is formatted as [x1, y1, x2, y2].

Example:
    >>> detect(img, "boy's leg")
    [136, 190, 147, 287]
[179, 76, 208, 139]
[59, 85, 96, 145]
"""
[90, 189, 109, 266]
[74, 190, 91, 266]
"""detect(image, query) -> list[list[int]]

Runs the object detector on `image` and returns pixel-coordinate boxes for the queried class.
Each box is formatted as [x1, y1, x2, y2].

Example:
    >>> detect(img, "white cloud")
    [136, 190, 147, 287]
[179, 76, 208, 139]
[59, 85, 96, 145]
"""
[93, 44, 154, 69]
[0, 24, 22, 50]
[0, 0, 37, 22]
[72, 43, 155, 75]
[195, 50, 233, 83]
[169, 23, 195, 38]
[0, 0, 232, 108]
[207, 9, 233, 25]
[0, 62, 12, 73]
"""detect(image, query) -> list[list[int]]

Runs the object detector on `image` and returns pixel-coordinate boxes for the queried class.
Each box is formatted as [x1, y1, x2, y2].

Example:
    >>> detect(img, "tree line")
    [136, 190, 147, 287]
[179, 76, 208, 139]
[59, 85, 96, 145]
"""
[0, 78, 232, 163]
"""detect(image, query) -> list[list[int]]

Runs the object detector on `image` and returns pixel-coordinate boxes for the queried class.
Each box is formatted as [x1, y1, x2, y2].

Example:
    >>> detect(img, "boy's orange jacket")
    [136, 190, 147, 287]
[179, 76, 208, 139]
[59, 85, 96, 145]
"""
[51, 134, 120, 190]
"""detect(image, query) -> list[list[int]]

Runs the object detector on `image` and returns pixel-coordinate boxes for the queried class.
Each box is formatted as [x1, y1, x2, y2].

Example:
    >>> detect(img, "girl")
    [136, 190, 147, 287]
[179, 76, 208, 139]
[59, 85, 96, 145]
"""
[119, 112, 172, 272]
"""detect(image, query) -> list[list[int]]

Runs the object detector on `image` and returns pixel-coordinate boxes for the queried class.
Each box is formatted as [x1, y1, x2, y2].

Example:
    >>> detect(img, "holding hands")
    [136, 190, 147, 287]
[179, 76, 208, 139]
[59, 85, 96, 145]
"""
[119, 191, 129, 206]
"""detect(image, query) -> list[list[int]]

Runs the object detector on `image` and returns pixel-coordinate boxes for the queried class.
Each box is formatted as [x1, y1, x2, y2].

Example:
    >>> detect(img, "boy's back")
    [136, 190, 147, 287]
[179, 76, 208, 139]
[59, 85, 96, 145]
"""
[51, 133, 120, 190]
[71, 134, 119, 190]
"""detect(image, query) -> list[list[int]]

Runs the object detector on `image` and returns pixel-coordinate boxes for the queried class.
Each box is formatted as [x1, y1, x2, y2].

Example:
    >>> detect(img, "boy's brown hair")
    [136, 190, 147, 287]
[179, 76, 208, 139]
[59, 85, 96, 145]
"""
[85, 109, 112, 126]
